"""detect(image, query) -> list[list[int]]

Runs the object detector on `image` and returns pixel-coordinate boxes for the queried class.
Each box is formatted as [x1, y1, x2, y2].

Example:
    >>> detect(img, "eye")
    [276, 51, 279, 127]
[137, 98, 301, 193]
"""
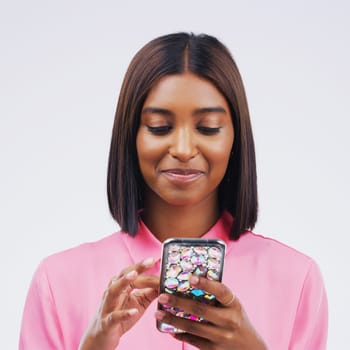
[197, 126, 221, 135]
[147, 125, 172, 135]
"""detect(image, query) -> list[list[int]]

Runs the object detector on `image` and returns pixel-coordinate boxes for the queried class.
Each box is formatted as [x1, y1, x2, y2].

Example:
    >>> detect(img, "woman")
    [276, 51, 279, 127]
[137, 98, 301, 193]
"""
[20, 33, 328, 349]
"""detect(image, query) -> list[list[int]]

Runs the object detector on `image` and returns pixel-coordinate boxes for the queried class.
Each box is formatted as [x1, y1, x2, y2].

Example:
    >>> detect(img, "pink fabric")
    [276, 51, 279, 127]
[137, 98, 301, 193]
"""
[19, 212, 328, 349]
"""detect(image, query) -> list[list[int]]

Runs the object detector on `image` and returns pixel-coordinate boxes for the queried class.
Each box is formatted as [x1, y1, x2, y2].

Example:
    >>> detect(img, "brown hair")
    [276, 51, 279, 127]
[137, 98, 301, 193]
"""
[107, 32, 258, 240]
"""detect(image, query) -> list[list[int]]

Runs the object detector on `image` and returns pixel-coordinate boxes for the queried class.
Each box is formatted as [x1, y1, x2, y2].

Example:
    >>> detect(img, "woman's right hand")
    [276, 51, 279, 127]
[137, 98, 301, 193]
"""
[79, 258, 159, 350]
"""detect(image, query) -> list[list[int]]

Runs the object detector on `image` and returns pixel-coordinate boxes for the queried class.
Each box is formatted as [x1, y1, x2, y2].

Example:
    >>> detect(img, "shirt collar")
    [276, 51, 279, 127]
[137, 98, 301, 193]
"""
[121, 211, 234, 264]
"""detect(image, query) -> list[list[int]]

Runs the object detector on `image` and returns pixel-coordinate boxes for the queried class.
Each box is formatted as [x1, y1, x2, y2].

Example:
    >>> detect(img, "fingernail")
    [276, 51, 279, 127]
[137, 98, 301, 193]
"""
[158, 293, 169, 304]
[125, 270, 137, 280]
[190, 275, 199, 285]
[142, 257, 155, 267]
[155, 310, 165, 320]
[127, 308, 138, 316]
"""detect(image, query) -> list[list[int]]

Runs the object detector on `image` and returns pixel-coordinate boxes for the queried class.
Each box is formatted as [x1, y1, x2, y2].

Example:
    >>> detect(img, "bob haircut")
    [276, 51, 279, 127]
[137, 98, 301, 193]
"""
[107, 32, 258, 240]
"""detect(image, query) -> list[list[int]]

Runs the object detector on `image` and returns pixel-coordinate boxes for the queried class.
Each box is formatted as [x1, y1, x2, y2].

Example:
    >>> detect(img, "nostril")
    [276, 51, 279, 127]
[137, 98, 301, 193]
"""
[168, 130, 198, 161]
[169, 148, 199, 161]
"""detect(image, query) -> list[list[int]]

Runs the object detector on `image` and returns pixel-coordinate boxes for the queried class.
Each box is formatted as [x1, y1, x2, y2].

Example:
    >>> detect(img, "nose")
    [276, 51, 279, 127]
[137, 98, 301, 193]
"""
[168, 127, 198, 162]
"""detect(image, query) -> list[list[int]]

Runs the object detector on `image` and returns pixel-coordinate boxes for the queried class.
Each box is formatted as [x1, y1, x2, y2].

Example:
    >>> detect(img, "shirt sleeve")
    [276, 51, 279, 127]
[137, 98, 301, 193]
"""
[289, 260, 328, 350]
[19, 260, 64, 350]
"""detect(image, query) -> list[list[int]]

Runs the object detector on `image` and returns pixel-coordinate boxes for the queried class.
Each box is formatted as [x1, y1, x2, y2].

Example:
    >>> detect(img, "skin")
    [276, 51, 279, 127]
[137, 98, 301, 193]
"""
[156, 275, 267, 349]
[79, 73, 267, 349]
[79, 258, 159, 350]
[137, 72, 234, 241]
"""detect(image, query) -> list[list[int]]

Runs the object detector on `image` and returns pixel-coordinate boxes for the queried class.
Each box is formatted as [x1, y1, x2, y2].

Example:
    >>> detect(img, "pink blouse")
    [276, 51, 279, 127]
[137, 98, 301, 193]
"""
[19, 212, 328, 349]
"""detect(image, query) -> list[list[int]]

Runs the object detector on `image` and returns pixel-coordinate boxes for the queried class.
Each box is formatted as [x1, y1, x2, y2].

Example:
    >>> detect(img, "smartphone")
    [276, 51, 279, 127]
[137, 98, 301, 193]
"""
[157, 238, 226, 333]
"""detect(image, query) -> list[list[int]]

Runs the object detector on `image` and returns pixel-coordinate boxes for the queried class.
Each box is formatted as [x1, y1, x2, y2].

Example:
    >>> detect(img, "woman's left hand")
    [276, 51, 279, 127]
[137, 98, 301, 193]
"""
[155, 275, 268, 350]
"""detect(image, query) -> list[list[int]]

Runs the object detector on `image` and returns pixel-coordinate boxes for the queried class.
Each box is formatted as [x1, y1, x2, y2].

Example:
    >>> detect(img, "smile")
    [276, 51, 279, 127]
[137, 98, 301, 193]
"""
[161, 169, 205, 184]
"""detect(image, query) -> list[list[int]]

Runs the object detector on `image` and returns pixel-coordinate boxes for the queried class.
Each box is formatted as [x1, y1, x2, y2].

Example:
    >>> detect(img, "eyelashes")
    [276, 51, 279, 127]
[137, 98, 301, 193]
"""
[197, 126, 221, 135]
[146, 126, 221, 136]
[147, 126, 172, 135]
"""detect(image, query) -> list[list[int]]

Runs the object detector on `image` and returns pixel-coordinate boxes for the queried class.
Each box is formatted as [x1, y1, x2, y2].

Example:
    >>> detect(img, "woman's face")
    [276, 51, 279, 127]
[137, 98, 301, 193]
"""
[136, 73, 234, 208]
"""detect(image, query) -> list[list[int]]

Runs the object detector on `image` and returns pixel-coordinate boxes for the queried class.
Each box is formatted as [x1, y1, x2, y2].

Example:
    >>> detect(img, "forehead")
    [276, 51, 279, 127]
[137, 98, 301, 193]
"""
[143, 73, 229, 110]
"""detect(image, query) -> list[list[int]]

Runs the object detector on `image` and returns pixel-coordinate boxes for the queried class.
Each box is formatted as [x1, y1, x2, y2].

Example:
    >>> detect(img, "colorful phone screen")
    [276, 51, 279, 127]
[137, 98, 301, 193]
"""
[157, 238, 226, 333]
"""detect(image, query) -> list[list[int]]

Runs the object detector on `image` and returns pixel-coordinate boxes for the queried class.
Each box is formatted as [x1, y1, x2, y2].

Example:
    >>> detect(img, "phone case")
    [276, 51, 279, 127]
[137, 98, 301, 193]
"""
[157, 238, 226, 333]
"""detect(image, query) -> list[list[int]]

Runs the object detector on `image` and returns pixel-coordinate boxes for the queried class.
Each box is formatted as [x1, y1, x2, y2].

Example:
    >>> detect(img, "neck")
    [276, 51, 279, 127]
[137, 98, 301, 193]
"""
[141, 194, 221, 242]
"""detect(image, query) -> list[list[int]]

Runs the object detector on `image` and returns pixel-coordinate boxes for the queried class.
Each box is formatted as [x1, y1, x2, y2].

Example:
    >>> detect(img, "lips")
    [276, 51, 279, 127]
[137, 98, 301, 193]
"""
[161, 168, 204, 184]
[163, 169, 203, 175]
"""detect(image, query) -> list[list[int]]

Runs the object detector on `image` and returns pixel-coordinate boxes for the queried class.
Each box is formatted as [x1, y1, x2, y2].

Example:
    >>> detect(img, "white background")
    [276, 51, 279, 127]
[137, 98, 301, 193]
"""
[1, 0, 349, 348]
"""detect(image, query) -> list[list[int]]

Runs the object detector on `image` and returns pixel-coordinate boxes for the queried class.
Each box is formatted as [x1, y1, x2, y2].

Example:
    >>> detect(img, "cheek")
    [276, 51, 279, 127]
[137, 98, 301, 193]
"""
[209, 149, 232, 176]
[205, 135, 234, 172]
[136, 132, 148, 172]
[136, 132, 166, 168]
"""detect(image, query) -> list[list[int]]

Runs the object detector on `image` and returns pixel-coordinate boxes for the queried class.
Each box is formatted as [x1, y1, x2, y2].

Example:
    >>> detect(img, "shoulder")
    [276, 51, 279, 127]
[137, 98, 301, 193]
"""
[37, 231, 131, 282]
[225, 231, 328, 347]
[238, 231, 313, 262]
[45, 231, 123, 261]
[231, 231, 322, 284]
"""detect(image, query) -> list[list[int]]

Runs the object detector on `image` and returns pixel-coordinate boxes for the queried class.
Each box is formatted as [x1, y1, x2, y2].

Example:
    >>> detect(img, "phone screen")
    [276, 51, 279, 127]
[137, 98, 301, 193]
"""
[157, 238, 226, 333]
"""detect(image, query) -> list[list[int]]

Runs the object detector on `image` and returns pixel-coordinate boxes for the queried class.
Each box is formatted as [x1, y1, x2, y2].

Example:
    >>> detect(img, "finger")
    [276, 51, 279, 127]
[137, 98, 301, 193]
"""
[155, 309, 223, 341]
[102, 258, 157, 313]
[174, 333, 211, 350]
[132, 274, 159, 290]
[118, 258, 156, 278]
[102, 270, 139, 314]
[132, 287, 158, 299]
[107, 257, 156, 299]
[158, 292, 234, 328]
[132, 287, 159, 309]
[158, 292, 217, 322]
[103, 308, 139, 330]
[189, 275, 237, 308]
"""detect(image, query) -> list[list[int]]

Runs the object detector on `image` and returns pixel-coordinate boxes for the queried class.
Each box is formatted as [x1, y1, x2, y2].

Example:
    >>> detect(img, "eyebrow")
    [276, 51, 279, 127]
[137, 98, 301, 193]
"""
[142, 107, 174, 116]
[141, 106, 227, 116]
[193, 107, 227, 116]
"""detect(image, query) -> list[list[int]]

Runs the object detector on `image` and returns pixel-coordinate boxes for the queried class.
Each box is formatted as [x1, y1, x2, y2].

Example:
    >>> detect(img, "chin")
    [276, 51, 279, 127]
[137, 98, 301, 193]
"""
[162, 193, 212, 208]
[165, 199, 199, 207]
